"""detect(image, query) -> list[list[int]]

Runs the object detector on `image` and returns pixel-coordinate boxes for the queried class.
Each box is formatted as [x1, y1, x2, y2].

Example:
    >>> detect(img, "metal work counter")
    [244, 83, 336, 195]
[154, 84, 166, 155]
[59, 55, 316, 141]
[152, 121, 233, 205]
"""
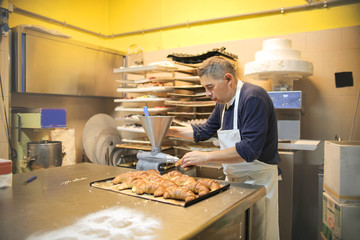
[0, 163, 265, 240]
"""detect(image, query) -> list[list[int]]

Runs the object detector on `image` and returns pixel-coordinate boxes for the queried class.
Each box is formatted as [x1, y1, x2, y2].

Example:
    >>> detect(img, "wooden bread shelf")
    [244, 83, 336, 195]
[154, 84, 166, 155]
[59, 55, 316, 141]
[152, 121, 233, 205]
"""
[113, 65, 178, 74]
[117, 86, 174, 93]
[114, 98, 170, 103]
[168, 111, 212, 116]
[115, 106, 175, 112]
[116, 77, 175, 84]
[167, 92, 207, 98]
[165, 100, 215, 107]
[117, 126, 145, 133]
[173, 85, 203, 89]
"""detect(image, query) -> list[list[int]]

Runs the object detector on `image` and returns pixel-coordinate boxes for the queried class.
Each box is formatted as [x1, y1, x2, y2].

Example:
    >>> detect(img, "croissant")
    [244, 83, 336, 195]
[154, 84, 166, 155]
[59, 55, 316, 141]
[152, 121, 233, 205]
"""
[175, 159, 182, 167]
[117, 176, 143, 190]
[173, 174, 196, 186]
[112, 170, 221, 202]
[143, 178, 177, 196]
[132, 180, 166, 197]
[112, 171, 133, 184]
[132, 170, 149, 178]
[163, 186, 197, 202]
[197, 178, 221, 191]
[113, 170, 150, 185]
[162, 170, 183, 180]
[184, 182, 210, 196]
[143, 173, 164, 182]
[145, 169, 160, 175]
[131, 179, 147, 194]
[175, 159, 194, 171]
[159, 179, 177, 188]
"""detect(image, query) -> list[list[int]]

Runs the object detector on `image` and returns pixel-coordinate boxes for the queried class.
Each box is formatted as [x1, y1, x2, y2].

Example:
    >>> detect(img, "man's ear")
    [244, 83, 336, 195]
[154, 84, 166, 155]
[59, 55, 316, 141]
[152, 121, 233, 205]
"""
[224, 73, 233, 86]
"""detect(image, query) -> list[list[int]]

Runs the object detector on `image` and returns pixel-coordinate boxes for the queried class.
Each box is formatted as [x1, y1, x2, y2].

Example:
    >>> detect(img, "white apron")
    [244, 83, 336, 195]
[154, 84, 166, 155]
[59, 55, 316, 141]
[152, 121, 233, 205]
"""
[218, 81, 280, 240]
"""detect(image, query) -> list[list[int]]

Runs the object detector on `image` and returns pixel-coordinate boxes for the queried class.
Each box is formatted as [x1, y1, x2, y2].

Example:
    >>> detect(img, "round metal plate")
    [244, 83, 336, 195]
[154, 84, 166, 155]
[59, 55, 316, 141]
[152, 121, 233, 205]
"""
[82, 114, 121, 164]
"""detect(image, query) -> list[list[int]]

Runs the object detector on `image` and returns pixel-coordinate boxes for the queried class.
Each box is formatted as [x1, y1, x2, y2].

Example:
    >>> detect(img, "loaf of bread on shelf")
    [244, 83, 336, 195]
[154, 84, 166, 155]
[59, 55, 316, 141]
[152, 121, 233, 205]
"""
[163, 186, 197, 202]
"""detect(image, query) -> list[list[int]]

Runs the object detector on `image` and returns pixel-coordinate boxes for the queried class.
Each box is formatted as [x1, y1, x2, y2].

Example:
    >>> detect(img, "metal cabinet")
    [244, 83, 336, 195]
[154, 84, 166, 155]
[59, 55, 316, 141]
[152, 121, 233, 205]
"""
[11, 26, 125, 97]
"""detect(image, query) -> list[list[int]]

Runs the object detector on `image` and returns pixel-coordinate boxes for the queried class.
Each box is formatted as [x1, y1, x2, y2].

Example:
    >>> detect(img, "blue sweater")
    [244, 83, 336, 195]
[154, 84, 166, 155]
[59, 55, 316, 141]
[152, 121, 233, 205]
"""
[192, 82, 280, 165]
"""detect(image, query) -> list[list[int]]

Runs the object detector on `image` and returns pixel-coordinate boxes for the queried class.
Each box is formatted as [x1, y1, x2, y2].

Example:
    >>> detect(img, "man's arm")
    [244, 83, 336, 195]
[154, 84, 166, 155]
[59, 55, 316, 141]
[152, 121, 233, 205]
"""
[180, 146, 245, 168]
[167, 126, 194, 140]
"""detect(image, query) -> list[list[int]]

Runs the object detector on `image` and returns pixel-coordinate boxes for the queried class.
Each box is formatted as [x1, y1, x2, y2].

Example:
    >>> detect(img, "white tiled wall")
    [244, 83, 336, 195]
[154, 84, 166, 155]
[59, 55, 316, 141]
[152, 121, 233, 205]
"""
[144, 25, 360, 144]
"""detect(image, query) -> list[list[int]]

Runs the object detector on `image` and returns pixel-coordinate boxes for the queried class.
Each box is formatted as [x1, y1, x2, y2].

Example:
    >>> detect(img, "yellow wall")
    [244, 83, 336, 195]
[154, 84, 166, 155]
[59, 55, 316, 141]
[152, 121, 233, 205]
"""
[7, 0, 360, 52]
[8, 0, 109, 46]
[107, 0, 360, 52]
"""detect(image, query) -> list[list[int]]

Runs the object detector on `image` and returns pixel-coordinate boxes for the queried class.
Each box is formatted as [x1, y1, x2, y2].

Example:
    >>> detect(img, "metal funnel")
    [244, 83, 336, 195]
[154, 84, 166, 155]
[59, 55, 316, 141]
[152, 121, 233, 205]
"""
[138, 116, 174, 155]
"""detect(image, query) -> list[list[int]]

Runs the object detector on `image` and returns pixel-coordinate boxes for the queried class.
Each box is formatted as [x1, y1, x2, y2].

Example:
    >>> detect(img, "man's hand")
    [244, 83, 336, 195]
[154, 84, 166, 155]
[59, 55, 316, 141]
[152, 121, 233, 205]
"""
[179, 151, 210, 168]
[176, 147, 245, 169]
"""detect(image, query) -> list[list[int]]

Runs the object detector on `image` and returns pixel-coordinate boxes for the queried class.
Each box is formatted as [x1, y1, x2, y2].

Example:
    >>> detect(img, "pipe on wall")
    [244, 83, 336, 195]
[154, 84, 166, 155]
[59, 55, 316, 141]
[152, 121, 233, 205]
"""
[10, 0, 360, 38]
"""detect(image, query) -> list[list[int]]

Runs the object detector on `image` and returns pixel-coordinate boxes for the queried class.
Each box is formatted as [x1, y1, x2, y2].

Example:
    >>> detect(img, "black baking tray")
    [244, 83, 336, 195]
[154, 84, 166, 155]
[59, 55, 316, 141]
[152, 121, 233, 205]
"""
[90, 177, 230, 207]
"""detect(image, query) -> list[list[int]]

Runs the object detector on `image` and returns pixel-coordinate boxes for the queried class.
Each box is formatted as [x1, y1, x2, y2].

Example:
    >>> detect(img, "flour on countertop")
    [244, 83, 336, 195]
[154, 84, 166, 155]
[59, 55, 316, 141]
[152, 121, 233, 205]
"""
[27, 206, 162, 240]
[60, 177, 87, 186]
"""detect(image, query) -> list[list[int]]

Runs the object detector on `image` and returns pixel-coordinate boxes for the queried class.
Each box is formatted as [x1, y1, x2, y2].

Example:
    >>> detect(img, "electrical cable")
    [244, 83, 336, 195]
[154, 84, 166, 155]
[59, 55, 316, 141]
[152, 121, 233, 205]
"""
[0, 74, 15, 159]
[349, 78, 360, 140]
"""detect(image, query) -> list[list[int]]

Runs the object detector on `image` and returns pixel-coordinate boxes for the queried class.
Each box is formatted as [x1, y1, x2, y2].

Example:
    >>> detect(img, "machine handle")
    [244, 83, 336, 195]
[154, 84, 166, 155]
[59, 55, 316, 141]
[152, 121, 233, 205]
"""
[143, 106, 150, 116]
[29, 154, 37, 162]
[17, 113, 22, 142]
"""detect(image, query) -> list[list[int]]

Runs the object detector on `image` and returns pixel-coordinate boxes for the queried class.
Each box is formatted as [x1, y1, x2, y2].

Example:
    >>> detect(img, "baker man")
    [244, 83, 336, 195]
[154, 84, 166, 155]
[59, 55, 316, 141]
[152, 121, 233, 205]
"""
[167, 56, 280, 240]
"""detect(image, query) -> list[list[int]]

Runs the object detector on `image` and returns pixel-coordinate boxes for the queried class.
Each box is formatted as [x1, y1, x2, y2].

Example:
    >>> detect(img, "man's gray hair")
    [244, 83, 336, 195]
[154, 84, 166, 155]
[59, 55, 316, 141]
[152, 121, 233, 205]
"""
[197, 56, 238, 80]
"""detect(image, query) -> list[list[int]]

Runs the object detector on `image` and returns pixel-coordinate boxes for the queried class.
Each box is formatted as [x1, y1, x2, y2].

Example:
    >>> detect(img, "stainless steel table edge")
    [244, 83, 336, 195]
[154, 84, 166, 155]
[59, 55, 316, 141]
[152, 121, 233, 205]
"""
[181, 183, 266, 240]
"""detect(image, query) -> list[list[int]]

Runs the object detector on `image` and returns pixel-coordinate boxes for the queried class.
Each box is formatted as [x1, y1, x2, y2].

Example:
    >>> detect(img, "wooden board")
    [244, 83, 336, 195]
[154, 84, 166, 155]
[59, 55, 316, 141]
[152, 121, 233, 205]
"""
[90, 178, 230, 207]
[167, 92, 207, 99]
[168, 112, 212, 116]
[116, 76, 175, 84]
[117, 86, 174, 93]
[173, 85, 203, 89]
[168, 92, 206, 97]
[174, 69, 198, 76]
[114, 98, 170, 103]
[173, 76, 200, 82]
[115, 143, 173, 151]
[174, 146, 220, 152]
[165, 100, 215, 107]
[115, 106, 175, 112]
[113, 65, 178, 74]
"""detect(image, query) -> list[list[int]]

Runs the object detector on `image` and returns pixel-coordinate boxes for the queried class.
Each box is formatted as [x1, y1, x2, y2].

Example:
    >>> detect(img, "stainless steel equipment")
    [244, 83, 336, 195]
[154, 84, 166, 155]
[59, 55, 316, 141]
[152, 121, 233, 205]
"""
[136, 116, 179, 171]
[11, 107, 67, 173]
[27, 140, 63, 170]
[268, 91, 302, 140]
[82, 114, 126, 166]
[10, 25, 125, 97]
[0, 163, 266, 240]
